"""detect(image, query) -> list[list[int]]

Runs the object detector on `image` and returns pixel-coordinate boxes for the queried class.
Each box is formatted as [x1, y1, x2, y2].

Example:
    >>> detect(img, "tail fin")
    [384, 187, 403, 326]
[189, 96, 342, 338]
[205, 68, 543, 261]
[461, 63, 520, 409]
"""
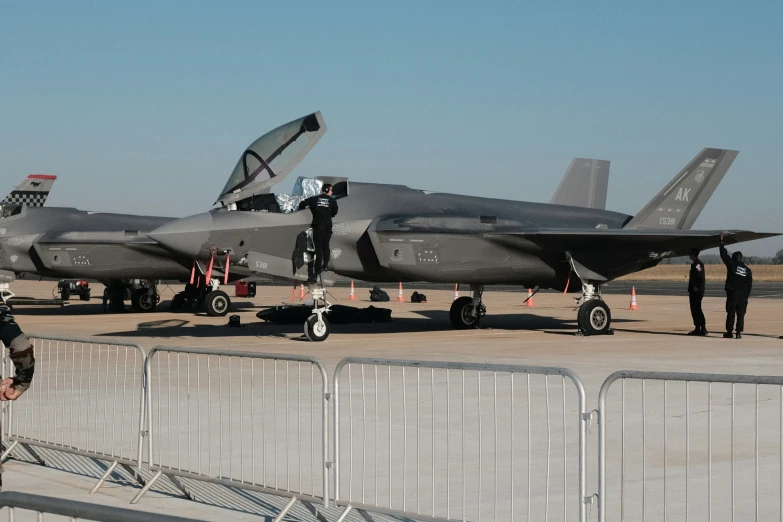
[550, 158, 610, 209]
[2, 174, 57, 207]
[624, 148, 737, 230]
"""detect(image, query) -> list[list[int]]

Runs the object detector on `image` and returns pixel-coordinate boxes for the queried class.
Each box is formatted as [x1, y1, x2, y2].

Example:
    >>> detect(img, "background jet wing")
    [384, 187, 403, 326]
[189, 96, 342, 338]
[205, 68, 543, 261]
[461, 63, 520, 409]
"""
[549, 158, 610, 209]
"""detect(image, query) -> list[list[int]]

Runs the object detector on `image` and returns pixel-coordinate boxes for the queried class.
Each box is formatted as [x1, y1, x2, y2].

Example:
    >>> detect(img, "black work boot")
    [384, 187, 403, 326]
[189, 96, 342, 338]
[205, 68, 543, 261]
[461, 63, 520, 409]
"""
[736, 332, 743, 339]
[723, 332, 733, 338]
[688, 328, 700, 336]
[698, 326, 708, 336]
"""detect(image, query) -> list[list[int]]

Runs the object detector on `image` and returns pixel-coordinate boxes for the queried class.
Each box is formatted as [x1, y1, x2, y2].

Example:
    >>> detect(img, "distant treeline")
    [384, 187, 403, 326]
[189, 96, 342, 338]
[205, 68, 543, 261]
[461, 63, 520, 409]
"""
[661, 249, 783, 265]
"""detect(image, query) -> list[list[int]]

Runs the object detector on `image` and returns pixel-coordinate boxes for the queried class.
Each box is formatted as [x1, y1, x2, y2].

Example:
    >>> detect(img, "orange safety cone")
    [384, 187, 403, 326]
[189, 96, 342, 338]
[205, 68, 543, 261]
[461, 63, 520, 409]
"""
[299, 284, 305, 300]
[525, 288, 535, 307]
[290, 285, 296, 303]
[628, 286, 639, 310]
[396, 282, 405, 302]
[453, 283, 460, 301]
[349, 281, 357, 300]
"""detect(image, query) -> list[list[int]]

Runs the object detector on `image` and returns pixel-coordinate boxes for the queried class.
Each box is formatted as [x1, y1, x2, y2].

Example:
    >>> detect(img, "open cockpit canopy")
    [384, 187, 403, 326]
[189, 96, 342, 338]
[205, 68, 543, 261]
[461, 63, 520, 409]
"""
[216, 112, 327, 207]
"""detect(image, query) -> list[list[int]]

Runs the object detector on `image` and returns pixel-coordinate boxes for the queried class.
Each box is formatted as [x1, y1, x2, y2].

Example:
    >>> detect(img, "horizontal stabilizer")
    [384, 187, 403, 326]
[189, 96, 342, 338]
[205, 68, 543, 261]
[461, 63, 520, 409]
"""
[625, 149, 737, 230]
[550, 158, 610, 209]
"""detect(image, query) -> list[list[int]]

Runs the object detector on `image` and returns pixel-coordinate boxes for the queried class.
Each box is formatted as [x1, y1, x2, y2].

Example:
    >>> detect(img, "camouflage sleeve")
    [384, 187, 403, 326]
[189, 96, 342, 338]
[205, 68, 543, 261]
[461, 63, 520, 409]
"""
[0, 306, 35, 392]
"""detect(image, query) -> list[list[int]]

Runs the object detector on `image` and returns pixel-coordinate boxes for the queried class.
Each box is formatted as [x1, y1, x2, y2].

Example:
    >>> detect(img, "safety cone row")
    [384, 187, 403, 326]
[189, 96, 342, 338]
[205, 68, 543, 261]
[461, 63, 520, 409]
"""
[397, 282, 405, 302]
[349, 281, 357, 300]
[628, 286, 639, 310]
[453, 283, 460, 301]
[299, 284, 306, 300]
[525, 288, 535, 307]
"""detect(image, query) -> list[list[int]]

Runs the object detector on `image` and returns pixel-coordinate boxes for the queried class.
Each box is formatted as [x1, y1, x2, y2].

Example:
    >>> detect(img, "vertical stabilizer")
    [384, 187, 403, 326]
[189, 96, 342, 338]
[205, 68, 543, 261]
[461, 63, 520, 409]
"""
[550, 158, 610, 209]
[624, 149, 737, 230]
[2, 174, 57, 207]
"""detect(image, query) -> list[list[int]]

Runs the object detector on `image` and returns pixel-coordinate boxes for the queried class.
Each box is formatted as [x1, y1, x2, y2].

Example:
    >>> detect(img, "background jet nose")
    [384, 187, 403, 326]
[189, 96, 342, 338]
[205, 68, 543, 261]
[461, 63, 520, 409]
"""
[147, 213, 214, 258]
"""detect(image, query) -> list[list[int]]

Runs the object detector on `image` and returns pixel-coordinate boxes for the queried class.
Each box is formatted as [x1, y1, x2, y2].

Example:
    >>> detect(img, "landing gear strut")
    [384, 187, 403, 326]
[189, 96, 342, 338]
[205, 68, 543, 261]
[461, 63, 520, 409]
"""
[449, 284, 486, 329]
[575, 283, 613, 336]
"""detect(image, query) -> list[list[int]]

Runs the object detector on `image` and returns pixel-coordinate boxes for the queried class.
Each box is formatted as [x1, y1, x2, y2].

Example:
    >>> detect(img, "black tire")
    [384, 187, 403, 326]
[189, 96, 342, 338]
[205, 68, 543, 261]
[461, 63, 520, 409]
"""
[204, 290, 230, 317]
[449, 296, 483, 329]
[131, 288, 157, 313]
[304, 314, 330, 342]
[578, 299, 612, 335]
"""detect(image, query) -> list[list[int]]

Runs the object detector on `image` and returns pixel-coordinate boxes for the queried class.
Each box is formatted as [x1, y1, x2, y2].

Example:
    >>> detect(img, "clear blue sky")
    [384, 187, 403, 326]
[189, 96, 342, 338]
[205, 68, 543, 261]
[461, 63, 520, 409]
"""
[2, 1, 781, 254]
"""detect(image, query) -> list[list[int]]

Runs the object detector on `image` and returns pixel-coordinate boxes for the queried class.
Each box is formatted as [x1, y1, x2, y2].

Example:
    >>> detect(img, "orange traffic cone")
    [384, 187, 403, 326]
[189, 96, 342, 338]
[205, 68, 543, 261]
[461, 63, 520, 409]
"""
[628, 286, 639, 310]
[349, 281, 357, 300]
[290, 285, 296, 303]
[525, 288, 535, 307]
[453, 283, 460, 301]
[396, 282, 405, 302]
[299, 284, 305, 300]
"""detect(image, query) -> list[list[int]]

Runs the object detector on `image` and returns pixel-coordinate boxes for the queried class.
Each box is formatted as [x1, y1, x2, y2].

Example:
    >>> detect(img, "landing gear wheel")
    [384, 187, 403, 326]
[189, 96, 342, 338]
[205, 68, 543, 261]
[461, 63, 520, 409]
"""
[305, 314, 330, 342]
[131, 289, 157, 313]
[450, 296, 485, 329]
[578, 299, 612, 335]
[204, 290, 230, 317]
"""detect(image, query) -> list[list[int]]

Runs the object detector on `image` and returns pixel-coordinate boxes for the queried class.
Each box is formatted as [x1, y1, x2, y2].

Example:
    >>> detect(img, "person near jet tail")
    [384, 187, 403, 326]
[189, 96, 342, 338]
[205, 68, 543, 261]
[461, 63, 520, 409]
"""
[687, 248, 707, 336]
[0, 305, 35, 400]
[719, 233, 753, 339]
[298, 184, 338, 283]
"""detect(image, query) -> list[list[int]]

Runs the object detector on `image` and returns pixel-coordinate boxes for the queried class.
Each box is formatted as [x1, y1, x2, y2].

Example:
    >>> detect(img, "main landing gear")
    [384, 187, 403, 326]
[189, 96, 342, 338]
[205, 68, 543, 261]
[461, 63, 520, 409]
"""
[575, 283, 613, 336]
[102, 279, 160, 313]
[303, 275, 332, 342]
[449, 285, 486, 329]
[170, 278, 231, 317]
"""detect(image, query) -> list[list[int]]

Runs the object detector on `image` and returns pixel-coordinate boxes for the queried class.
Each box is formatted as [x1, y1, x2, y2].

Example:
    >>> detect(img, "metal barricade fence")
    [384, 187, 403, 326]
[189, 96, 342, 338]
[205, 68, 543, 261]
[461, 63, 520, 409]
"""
[132, 346, 330, 520]
[333, 358, 587, 522]
[0, 492, 200, 521]
[0, 335, 146, 493]
[598, 371, 783, 522]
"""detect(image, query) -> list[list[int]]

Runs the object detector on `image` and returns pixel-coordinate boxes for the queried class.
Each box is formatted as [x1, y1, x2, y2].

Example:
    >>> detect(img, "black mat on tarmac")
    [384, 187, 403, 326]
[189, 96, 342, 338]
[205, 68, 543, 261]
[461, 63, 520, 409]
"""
[256, 304, 393, 324]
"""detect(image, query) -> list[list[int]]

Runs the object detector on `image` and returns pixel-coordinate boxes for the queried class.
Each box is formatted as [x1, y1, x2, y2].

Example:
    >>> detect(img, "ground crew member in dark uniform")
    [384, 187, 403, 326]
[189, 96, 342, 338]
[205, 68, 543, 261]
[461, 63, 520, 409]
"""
[687, 248, 707, 336]
[0, 305, 35, 400]
[298, 183, 338, 283]
[719, 233, 753, 339]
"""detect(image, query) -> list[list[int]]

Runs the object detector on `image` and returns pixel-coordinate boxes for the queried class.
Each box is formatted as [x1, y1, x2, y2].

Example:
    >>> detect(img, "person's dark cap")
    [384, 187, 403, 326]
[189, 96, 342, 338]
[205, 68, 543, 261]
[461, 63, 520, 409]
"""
[321, 183, 333, 193]
[689, 248, 700, 256]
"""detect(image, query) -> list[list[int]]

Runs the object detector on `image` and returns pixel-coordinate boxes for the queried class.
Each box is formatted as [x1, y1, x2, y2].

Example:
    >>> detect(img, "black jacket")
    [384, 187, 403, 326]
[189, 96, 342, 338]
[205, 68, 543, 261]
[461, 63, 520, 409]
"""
[720, 244, 753, 296]
[688, 258, 705, 295]
[298, 195, 338, 230]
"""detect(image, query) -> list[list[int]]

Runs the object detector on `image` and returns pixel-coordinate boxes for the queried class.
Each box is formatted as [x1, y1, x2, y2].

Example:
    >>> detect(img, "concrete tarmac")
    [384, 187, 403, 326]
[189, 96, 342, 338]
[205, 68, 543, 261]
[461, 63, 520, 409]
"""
[3, 280, 783, 521]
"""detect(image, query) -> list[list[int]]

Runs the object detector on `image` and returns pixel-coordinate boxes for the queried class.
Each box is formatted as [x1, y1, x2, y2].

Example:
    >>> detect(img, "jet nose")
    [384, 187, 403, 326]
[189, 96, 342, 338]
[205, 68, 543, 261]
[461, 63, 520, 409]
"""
[147, 213, 214, 259]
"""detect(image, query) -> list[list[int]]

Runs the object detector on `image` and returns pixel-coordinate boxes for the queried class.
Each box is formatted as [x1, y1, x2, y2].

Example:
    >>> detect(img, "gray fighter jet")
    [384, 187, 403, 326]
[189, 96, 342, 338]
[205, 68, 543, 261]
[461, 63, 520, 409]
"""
[0, 178, 238, 315]
[146, 112, 778, 340]
[0, 125, 601, 317]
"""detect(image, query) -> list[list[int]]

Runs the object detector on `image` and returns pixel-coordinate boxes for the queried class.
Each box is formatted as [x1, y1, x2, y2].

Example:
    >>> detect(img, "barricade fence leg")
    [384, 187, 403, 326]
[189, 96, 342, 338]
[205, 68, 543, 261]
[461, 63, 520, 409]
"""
[90, 460, 119, 494]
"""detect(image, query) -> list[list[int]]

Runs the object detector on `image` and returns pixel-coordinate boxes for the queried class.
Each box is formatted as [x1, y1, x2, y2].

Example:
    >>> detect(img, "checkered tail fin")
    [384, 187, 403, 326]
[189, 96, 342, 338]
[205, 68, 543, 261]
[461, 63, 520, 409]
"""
[2, 174, 57, 207]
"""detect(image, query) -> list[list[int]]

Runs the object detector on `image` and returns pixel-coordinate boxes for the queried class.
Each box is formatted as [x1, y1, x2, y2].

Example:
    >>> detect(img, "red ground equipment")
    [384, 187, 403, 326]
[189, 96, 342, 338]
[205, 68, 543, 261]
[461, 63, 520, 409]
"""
[234, 281, 257, 298]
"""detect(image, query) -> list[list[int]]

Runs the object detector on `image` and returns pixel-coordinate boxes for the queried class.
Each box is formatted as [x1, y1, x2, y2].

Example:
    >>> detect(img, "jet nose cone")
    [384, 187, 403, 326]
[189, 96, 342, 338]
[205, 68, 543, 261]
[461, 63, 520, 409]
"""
[148, 213, 214, 258]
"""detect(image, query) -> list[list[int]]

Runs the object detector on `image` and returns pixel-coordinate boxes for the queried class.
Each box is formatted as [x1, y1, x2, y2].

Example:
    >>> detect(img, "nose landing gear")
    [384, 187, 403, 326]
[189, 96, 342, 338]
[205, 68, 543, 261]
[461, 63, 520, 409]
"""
[304, 275, 332, 342]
